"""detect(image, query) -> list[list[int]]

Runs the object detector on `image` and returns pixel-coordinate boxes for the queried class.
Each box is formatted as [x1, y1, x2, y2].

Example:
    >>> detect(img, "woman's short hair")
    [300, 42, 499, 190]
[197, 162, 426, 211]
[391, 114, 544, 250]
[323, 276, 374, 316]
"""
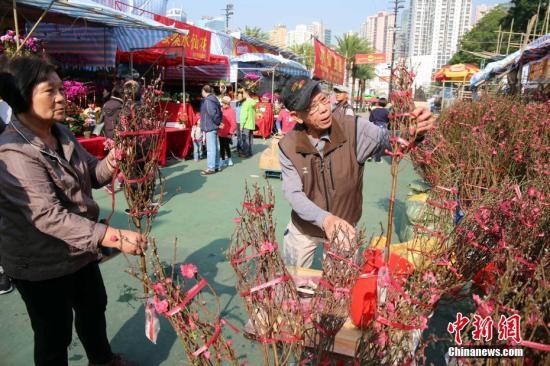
[202, 84, 212, 94]
[0, 56, 57, 114]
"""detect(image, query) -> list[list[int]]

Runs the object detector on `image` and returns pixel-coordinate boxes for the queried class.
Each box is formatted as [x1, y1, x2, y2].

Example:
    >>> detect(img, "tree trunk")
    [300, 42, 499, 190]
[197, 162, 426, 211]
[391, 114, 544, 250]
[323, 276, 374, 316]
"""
[351, 64, 357, 111]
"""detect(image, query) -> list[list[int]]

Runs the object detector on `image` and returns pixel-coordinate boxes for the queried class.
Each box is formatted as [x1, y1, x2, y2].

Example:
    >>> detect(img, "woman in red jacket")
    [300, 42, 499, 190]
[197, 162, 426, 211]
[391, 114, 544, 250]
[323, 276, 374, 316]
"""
[219, 96, 237, 167]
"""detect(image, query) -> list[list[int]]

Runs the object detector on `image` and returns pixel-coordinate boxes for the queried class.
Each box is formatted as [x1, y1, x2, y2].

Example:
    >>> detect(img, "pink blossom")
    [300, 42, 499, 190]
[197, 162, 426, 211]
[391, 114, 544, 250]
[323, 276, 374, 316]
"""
[472, 294, 494, 317]
[527, 187, 537, 197]
[180, 263, 198, 279]
[422, 271, 437, 284]
[233, 217, 242, 223]
[260, 241, 275, 252]
[114, 149, 123, 161]
[109, 235, 119, 242]
[152, 282, 167, 296]
[419, 316, 428, 330]
[203, 351, 211, 360]
[154, 298, 169, 314]
[103, 138, 115, 150]
[375, 331, 388, 347]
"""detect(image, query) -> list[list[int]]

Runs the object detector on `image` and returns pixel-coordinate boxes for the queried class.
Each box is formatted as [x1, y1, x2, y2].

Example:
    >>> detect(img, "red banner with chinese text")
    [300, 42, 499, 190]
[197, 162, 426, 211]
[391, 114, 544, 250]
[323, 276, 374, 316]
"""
[313, 38, 345, 85]
[355, 53, 386, 64]
[153, 15, 211, 61]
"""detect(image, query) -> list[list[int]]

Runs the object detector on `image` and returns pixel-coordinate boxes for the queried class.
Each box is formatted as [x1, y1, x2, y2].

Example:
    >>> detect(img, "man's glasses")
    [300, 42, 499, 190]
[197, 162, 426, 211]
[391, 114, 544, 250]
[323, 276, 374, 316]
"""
[307, 93, 330, 115]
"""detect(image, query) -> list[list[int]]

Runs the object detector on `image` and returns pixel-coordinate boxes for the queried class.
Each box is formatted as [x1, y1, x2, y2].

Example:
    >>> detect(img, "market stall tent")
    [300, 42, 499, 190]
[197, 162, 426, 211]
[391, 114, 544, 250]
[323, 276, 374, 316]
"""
[433, 64, 480, 82]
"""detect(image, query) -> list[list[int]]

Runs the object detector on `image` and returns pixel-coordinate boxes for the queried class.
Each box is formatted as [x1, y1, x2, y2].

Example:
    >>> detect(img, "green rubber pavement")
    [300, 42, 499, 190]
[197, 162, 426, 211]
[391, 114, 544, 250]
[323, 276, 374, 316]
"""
[0, 138, 424, 366]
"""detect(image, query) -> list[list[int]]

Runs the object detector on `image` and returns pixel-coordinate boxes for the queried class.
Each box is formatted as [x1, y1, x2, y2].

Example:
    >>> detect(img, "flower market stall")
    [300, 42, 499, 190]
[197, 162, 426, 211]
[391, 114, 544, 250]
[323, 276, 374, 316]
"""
[230, 53, 309, 138]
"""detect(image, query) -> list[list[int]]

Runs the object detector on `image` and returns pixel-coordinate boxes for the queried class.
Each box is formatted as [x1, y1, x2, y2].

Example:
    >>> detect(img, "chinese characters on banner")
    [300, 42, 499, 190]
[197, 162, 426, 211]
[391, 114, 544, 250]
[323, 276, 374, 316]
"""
[448, 312, 522, 345]
[313, 38, 345, 85]
[355, 53, 386, 65]
[153, 15, 211, 61]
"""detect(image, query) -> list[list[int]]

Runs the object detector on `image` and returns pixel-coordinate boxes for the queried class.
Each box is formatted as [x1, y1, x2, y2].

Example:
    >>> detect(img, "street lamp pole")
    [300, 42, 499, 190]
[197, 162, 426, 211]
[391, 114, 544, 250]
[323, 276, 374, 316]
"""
[388, 0, 404, 98]
[222, 4, 234, 33]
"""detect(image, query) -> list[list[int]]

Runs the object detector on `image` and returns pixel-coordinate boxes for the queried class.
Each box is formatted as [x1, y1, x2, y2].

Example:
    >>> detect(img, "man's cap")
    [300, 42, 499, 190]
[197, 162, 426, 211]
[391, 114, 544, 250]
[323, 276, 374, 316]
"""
[333, 85, 350, 94]
[281, 76, 321, 112]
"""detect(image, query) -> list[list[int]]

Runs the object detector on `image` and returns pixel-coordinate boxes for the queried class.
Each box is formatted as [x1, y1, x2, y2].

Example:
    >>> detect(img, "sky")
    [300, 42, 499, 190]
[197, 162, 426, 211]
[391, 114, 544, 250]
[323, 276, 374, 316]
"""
[166, 0, 510, 39]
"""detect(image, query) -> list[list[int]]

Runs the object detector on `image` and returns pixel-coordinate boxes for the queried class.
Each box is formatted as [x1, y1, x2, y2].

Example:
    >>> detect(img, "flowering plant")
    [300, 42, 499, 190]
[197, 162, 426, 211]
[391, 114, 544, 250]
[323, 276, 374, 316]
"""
[0, 30, 43, 57]
[63, 81, 88, 102]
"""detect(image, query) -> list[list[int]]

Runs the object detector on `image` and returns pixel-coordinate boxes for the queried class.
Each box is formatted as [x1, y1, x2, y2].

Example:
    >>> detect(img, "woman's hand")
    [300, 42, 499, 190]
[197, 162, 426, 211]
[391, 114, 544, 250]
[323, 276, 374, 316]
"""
[102, 227, 148, 255]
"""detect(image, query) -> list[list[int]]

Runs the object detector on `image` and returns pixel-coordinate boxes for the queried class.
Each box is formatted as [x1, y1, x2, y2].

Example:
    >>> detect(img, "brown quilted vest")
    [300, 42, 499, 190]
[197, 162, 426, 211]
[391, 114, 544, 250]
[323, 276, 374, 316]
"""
[279, 115, 364, 238]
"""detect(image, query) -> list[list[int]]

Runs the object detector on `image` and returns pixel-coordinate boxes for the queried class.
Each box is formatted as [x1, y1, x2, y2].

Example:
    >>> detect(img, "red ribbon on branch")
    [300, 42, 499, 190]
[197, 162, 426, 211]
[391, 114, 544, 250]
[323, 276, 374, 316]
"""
[166, 278, 208, 316]
[240, 274, 290, 297]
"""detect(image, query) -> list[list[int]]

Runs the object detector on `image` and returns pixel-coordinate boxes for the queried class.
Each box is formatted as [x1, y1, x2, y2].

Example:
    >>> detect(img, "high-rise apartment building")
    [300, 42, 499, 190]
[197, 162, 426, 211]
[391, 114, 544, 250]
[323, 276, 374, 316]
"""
[361, 11, 395, 64]
[269, 25, 288, 48]
[408, 0, 472, 70]
[166, 8, 187, 23]
[308, 22, 326, 43]
[324, 29, 332, 46]
[395, 8, 411, 60]
[287, 24, 313, 47]
[473, 4, 496, 25]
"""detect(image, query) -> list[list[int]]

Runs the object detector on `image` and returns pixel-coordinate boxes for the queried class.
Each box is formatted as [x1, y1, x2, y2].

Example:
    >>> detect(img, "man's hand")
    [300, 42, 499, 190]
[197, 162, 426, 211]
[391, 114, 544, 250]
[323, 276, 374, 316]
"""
[102, 227, 148, 256]
[323, 215, 356, 244]
[410, 107, 436, 136]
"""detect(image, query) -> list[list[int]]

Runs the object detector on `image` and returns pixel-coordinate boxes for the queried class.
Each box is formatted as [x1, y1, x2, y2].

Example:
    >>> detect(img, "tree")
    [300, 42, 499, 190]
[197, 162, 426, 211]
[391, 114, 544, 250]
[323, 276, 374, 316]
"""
[355, 65, 375, 109]
[449, 6, 508, 66]
[501, 0, 549, 34]
[242, 26, 269, 42]
[335, 34, 370, 100]
[289, 43, 314, 70]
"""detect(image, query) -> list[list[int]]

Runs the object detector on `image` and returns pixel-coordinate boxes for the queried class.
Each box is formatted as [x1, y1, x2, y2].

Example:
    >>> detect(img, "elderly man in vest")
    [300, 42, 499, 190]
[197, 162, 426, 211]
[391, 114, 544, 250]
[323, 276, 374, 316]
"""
[278, 77, 435, 268]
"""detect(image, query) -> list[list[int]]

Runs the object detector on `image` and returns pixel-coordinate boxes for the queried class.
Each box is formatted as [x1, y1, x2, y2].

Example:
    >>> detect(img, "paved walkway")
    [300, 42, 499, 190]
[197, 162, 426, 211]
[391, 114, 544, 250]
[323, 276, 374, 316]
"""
[0, 138, 424, 365]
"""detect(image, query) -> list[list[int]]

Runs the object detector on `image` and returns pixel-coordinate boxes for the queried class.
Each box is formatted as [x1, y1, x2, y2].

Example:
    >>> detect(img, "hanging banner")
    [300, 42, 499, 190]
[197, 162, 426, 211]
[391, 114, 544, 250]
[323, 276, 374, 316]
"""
[153, 15, 211, 61]
[355, 53, 386, 65]
[313, 38, 345, 85]
[233, 39, 271, 56]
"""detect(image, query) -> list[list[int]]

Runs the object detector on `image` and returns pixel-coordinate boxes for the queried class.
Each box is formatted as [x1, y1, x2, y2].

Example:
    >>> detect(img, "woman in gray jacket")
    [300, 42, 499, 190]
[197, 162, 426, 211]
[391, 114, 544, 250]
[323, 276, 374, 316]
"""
[0, 56, 146, 366]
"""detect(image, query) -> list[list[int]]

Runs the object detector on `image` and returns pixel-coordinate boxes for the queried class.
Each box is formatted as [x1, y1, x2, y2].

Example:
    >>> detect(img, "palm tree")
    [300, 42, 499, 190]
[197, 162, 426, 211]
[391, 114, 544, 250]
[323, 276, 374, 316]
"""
[336, 34, 370, 101]
[243, 26, 269, 42]
[355, 65, 375, 110]
[289, 43, 314, 70]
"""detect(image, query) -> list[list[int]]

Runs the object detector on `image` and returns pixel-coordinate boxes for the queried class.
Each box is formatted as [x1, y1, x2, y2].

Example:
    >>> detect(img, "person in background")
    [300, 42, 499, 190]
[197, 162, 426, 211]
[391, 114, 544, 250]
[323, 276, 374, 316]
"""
[239, 88, 258, 158]
[98, 86, 124, 194]
[332, 86, 354, 119]
[219, 96, 237, 167]
[233, 90, 244, 152]
[0, 97, 13, 295]
[369, 97, 390, 163]
[275, 105, 295, 135]
[191, 118, 203, 162]
[83, 101, 100, 135]
[199, 84, 222, 175]
[99, 86, 124, 140]
[0, 55, 145, 366]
